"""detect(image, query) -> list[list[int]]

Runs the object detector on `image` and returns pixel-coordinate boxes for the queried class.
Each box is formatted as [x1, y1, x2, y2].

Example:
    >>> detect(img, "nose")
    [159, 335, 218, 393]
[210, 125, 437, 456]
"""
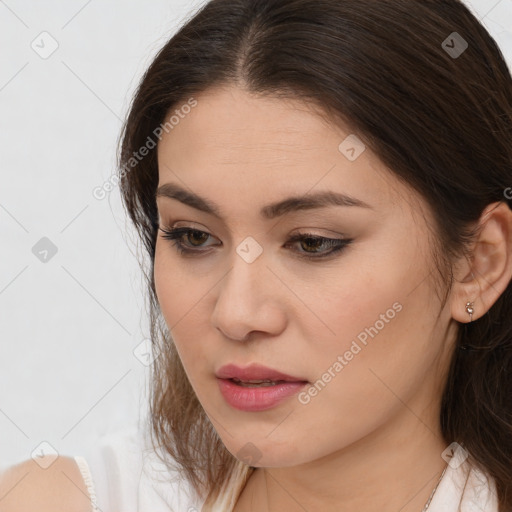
[210, 248, 286, 342]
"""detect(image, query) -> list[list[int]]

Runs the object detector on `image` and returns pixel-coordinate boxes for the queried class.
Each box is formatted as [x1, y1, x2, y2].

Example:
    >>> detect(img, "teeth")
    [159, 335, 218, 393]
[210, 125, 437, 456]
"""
[232, 378, 280, 387]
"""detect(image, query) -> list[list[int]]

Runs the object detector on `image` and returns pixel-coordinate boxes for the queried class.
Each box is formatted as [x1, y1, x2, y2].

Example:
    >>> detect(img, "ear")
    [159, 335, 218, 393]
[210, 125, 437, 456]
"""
[451, 201, 512, 323]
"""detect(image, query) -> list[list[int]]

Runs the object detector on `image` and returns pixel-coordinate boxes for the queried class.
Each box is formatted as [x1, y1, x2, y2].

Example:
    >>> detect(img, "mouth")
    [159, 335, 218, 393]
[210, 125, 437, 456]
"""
[216, 363, 309, 411]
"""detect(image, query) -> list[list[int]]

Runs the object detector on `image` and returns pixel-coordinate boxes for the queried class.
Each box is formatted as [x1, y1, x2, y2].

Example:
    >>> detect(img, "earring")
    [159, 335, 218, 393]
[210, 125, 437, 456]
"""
[465, 301, 474, 322]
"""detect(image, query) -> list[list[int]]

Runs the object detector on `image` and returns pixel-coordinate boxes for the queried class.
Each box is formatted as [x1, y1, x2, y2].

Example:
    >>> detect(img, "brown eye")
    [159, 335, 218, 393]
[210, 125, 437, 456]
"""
[159, 227, 219, 255]
[299, 236, 326, 253]
[187, 230, 210, 246]
[286, 233, 353, 259]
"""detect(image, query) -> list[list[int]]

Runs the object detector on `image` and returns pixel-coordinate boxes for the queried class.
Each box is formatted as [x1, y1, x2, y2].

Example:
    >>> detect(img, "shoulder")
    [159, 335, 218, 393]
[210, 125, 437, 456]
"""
[0, 455, 91, 512]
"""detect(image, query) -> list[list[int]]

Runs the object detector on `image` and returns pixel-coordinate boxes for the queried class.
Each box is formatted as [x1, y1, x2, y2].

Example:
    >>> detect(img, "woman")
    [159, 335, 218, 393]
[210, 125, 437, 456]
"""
[1, 0, 511, 510]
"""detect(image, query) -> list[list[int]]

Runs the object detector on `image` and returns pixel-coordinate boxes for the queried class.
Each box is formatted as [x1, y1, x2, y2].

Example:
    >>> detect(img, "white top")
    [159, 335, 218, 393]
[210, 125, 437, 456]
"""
[74, 424, 499, 512]
[74, 423, 249, 512]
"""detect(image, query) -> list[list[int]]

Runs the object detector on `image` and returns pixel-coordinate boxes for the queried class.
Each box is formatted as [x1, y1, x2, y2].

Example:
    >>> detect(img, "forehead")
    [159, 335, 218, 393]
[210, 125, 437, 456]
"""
[156, 85, 413, 215]
[158, 86, 346, 159]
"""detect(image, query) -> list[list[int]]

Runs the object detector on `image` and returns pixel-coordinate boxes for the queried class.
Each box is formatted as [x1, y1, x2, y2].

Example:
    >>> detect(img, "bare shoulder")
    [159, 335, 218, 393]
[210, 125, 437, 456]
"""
[0, 455, 92, 512]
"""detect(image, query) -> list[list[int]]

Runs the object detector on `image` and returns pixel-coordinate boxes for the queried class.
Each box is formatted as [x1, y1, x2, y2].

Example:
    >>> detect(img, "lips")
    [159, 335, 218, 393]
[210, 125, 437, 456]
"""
[216, 363, 308, 384]
[215, 364, 309, 411]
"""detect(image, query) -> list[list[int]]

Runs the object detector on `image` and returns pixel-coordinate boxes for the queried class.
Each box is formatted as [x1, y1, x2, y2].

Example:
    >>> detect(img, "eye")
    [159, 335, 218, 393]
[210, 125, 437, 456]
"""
[284, 233, 352, 259]
[158, 226, 353, 260]
[159, 227, 219, 255]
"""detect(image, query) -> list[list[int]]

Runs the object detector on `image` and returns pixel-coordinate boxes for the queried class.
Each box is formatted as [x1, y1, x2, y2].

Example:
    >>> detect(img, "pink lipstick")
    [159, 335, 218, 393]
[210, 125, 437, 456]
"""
[216, 363, 308, 412]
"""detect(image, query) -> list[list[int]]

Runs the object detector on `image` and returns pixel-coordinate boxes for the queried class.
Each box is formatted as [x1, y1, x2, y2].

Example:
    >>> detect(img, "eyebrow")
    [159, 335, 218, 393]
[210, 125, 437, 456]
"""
[155, 183, 373, 220]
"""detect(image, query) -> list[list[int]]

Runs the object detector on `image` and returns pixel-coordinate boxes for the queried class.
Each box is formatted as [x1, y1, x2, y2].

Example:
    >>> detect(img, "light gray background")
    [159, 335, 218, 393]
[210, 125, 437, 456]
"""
[1, 0, 511, 468]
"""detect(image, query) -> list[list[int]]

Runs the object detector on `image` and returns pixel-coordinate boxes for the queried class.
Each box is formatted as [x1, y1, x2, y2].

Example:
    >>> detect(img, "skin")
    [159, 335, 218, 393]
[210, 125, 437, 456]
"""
[0, 456, 91, 511]
[153, 85, 512, 511]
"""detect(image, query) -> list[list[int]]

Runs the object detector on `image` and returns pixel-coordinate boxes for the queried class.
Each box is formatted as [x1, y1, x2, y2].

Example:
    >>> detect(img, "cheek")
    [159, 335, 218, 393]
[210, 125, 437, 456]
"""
[319, 227, 435, 354]
[153, 244, 214, 374]
[296, 240, 440, 404]
[153, 241, 202, 326]
[154, 246, 192, 355]
[153, 245, 180, 326]
[297, 261, 410, 360]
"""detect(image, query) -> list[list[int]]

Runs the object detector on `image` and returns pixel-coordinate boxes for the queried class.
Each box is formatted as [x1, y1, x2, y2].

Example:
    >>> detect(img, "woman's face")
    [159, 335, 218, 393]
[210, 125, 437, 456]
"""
[154, 85, 456, 467]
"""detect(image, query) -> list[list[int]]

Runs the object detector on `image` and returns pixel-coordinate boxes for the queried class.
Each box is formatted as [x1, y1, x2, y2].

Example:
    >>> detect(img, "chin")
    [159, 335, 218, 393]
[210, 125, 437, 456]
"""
[220, 434, 316, 468]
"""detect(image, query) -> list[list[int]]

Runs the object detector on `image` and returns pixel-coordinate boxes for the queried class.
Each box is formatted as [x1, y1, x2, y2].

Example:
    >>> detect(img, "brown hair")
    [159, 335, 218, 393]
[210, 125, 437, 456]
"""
[117, 0, 512, 508]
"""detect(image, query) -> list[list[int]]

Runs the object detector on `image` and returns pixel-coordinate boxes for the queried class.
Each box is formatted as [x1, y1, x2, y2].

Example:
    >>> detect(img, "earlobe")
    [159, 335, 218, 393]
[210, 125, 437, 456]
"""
[450, 201, 512, 323]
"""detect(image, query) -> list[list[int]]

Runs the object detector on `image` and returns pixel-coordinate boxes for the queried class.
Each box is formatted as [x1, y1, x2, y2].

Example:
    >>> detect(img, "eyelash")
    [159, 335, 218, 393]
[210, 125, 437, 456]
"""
[158, 226, 353, 261]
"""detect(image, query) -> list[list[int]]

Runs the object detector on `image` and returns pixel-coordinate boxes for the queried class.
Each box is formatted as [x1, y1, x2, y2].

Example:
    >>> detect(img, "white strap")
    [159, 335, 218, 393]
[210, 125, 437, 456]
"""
[74, 455, 101, 512]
